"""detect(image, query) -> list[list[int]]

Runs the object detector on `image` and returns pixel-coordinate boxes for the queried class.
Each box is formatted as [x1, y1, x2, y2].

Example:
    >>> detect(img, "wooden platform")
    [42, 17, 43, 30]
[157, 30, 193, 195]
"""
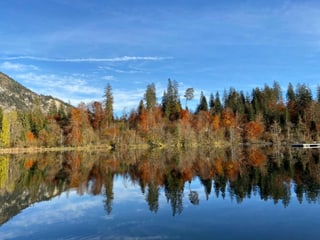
[292, 143, 320, 148]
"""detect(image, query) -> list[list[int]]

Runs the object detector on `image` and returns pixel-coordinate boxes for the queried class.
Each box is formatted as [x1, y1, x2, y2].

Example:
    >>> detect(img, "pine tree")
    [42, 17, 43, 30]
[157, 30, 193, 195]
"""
[196, 91, 208, 113]
[144, 83, 157, 110]
[48, 101, 58, 117]
[30, 98, 46, 137]
[104, 83, 114, 127]
[286, 83, 296, 103]
[184, 88, 194, 110]
[213, 92, 222, 114]
[162, 79, 181, 121]
[286, 83, 296, 123]
[209, 93, 215, 114]
[296, 83, 312, 120]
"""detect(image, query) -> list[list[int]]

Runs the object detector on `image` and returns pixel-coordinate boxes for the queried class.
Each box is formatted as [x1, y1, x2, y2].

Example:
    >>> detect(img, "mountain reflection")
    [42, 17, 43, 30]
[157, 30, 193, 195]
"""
[1, 147, 320, 223]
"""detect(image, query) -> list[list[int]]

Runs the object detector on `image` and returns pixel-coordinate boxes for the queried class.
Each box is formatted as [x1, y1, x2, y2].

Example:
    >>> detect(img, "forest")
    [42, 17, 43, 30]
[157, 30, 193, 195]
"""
[0, 79, 320, 149]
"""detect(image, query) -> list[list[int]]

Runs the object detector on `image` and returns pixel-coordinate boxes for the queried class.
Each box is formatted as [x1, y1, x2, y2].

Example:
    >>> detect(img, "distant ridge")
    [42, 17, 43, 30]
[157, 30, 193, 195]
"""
[0, 72, 71, 112]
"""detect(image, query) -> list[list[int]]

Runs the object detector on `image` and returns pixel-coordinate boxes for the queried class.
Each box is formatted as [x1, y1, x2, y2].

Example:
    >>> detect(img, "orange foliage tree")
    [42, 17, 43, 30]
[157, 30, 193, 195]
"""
[247, 149, 267, 167]
[244, 121, 265, 141]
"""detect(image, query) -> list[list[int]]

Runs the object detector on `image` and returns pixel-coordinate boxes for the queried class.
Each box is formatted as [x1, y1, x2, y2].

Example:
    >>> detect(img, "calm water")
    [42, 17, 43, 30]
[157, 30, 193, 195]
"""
[0, 147, 320, 239]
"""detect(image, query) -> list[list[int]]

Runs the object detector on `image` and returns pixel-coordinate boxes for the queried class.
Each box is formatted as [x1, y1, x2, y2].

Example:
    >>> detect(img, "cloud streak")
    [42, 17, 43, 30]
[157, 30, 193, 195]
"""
[1, 56, 173, 63]
[0, 61, 39, 71]
[15, 72, 101, 95]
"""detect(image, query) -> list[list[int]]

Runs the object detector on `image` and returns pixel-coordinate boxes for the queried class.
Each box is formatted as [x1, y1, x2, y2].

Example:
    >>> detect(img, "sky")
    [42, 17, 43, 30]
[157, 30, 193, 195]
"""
[1, 0, 320, 115]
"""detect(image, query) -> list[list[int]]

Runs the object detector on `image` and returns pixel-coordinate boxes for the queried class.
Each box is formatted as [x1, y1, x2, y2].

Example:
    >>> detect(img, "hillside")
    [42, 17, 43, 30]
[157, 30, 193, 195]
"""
[0, 72, 71, 112]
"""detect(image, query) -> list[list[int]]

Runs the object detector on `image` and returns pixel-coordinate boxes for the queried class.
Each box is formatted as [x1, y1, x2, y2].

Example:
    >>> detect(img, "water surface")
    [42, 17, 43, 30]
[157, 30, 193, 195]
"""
[0, 147, 319, 239]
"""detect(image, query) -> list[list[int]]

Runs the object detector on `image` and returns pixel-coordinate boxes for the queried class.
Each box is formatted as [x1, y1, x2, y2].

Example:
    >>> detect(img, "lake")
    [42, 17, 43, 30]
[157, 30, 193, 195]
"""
[0, 147, 320, 239]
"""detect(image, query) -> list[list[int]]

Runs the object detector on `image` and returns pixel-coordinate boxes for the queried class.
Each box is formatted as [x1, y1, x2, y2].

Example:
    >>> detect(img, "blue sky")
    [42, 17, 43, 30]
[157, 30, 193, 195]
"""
[1, 0, 320, 115]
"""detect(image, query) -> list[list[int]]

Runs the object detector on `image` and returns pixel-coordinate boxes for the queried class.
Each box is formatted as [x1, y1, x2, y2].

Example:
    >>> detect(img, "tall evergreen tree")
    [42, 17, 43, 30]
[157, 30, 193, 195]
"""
[272, 81, 282, 103]
[162, 79, 181, 121]
[48, 101, 58, 117]
[224, 87, 245, 114]
[286, 83, 296, 103]
[31, 99, 46, 137]
[209, 93, 215, 114]
[144, 83, 157, 110]
[213, 92, 223, 114]
[296, 83, 312, 119]
[317, 85, 320, 104]
[104, 83, 114, 127]
[196, 91, 208, 113]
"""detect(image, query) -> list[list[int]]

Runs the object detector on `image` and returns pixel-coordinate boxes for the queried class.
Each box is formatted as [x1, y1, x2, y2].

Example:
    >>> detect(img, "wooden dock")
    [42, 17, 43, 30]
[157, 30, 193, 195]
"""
[291, 143, 320, 148]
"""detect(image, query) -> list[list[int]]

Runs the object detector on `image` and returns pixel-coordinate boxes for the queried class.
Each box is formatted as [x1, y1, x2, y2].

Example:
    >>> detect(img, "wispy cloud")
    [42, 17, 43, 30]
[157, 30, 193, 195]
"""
[0, 61, 39, 71]
[16, 72, 100, 95]
[1, 55, 173, 63]
[113, 88, 146, 114]
[99, 65, 146, 74]
[13, 72, 102, 106]
[101, 75, 116, 81]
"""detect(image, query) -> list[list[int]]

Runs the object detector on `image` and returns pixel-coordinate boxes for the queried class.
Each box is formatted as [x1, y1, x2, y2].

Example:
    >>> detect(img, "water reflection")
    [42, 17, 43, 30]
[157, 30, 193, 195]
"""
[0, 146, 320, 225]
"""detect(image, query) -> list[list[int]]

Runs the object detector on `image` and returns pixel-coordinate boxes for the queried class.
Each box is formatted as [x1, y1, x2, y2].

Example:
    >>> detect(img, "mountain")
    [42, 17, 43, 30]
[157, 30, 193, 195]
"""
[0, 72, 71, 112]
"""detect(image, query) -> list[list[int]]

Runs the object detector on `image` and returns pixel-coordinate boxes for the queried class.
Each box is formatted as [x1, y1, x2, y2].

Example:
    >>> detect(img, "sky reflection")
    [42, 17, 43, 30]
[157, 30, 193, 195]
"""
[1, 148, 320, 240]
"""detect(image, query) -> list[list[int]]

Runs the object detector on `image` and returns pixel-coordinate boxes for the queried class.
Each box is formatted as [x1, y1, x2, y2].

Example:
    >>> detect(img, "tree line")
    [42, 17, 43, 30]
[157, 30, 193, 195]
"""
[1, 79, 320, 148]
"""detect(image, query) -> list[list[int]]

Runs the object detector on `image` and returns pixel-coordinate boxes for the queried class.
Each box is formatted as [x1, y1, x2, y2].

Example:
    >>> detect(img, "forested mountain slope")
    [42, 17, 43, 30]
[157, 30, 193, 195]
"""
[0, 72, 70, 112]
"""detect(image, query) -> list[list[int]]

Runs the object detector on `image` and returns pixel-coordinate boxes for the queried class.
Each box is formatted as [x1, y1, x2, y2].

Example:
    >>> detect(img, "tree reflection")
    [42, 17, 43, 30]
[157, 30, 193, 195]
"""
[1, 147, 320, 222]
[104, 171, 114, 215]
[200, 178, 212, 200]
[165, 169, 184, 216]
[146, 182, 159, 213]
[188, 182, 199, 205]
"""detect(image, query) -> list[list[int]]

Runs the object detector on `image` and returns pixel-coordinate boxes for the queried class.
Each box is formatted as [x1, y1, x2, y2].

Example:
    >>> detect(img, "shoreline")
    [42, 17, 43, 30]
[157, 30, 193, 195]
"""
[0, 141, 284, 155]
[0, 144, 113, 154]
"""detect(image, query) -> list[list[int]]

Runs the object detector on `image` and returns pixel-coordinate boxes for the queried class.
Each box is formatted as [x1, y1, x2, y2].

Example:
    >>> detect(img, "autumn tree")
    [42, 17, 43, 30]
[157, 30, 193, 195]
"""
[244, 120, 264, 142]
[0, 155, 9, 189]
[221, 108, 239, 143]
[137, 100, 149, 134]
[66, 107, 83, 146]
[91, 101, 104, 133]
[9, 110, 21, 147]
[66, 103, 95, 146]
[0, 112, 10, 147]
